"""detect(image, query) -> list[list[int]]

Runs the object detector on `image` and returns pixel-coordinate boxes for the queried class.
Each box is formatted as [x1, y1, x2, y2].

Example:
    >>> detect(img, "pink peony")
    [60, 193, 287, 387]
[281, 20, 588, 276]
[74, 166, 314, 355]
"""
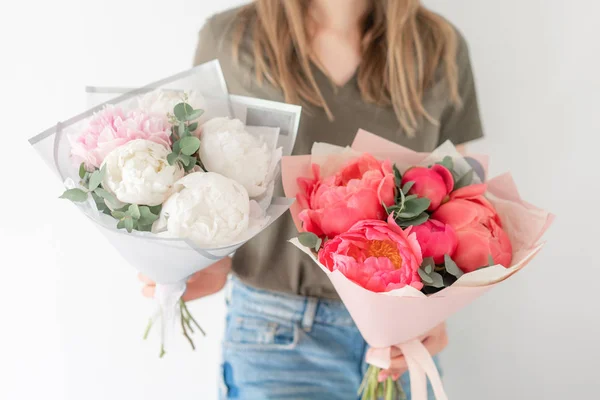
[401, 165, 454, 211]
[318, 215, 424, 292]
[70, 105, 172, 169]
[411, 219, 458, 264]
[433, 184, 513, 273]
[297, 154, 395, 238]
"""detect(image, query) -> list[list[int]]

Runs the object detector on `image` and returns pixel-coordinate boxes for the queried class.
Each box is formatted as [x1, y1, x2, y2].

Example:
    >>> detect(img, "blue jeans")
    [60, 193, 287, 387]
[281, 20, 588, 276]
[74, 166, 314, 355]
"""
[220, 277, 440, 399]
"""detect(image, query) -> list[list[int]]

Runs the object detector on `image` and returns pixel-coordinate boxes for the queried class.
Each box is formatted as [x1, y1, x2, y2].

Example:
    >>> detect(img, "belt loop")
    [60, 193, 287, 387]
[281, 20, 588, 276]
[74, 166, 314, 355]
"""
[301, 297, 318, 332]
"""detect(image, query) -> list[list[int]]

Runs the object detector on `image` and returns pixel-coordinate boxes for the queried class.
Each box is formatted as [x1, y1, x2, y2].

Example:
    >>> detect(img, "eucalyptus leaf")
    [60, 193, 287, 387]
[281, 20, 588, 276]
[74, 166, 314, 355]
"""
[60, 188, 88, 202]
[397, 212, 429, 227]
[173, 103, 194, 121]
[398, 198, 430, 218]
[402, 181, 415, 195]
[404, 194, 418, 201]
[425, 264, 433, 274]
[179, 154, 193, 167]
[111, 211, 127, 219]
[136, 223, 154, 232]
[188, 122, 198, 132]
[186, 109, 204, 121]
[148, 205, 162, 215]
[79, 163, 87, 179]
[444, 254, 464, 278]
[488, 254, 495, 266]
[167, 152, 178, 165]
[88, 166, 106, 191]
[418, 268, 434, 284]
[314, 237, 322, 252]
[393, 164, 402, 187]
[117, 219, 126, 230]
[124, 217, 134, 233]
[298, 232, 319, 249]
[128, 204, 141, 220]
[94, 188, 126, 210]
[172, 141, 181, 154]
[437, 156, 454, 171]
[180, 136, 201, 156]
[428, 271, 445, 288]
[178, 122, 187, 136]
[454, 169, 474, 190]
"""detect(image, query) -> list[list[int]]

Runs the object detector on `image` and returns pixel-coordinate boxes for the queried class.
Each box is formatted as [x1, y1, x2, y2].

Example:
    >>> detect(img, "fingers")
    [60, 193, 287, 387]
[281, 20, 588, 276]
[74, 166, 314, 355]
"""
[137, 273, 155, 285]
[141, 285, 155, 299]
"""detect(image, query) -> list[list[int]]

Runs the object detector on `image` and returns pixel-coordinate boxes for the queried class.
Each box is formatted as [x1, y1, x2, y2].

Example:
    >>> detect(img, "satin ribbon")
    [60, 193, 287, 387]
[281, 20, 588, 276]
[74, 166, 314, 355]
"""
[366, 339, 448, 400]
[153, 280, 187, 350]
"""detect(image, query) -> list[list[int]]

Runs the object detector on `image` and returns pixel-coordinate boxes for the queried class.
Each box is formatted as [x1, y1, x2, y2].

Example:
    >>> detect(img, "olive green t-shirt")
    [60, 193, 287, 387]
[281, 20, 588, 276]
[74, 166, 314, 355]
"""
[194, 7, 484, 299]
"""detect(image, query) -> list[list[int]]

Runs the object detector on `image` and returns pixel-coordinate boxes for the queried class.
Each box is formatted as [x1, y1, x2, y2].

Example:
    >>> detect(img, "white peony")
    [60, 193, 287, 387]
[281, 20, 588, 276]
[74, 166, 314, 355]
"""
[153, 172, 251, 246]
[134, 89, 207, 123]
[102, 139, 184, 206]
[199, 117, 280, 198]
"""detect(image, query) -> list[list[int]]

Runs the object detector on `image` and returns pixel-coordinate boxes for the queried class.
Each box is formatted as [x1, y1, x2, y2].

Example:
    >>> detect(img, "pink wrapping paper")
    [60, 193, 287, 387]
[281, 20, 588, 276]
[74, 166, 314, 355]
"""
[282, 130, 554, 400]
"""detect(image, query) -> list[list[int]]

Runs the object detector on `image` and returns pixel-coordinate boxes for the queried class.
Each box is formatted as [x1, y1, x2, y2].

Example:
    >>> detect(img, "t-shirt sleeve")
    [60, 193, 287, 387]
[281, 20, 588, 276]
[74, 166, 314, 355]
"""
[437, 32, 484, 146]
[193, 18, 220, 67]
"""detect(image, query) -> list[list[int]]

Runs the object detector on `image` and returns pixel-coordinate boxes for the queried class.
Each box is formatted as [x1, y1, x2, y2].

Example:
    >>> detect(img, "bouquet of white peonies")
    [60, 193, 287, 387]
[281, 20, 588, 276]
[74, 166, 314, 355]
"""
[30, 60, 300, 356]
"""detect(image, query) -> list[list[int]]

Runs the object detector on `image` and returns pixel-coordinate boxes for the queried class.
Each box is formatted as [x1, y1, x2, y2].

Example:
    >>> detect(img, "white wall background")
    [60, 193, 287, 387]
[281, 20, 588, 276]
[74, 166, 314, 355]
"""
[1, 0, 598, 399]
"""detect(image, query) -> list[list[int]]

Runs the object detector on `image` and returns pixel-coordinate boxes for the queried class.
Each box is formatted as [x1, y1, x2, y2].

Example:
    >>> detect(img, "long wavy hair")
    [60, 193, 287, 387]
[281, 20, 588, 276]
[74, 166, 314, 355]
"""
[232, 0, 460, 135]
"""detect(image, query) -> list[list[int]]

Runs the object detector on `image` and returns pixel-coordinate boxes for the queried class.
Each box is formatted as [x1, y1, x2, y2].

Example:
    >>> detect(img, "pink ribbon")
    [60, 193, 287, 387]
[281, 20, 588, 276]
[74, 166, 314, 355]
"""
[366, 339, 448, 400]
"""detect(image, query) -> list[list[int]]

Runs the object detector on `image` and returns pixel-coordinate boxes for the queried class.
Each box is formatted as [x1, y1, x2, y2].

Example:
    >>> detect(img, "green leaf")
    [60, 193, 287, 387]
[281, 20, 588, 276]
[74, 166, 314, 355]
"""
[178, 122, 187, 136]
[404, 194, 418, 201]
[167, 152, 178, 165]
[298, 232, 320, 249]
[124, 217, 134, 233]
[488, 254, 495, 266]
[397, 198, 430, 219]
[128, 204, 141, 220]
[179, 136, 201, 156]
[60, 188, 88, 202]
[428, 271, 445, 288]
[111, 210, 127, 219]
[454, 169, 474, 190]
[418, 268, 434, 284]
[393, 164, 402, 187]
[79, 163, 87, 179]
[188, 122, 198, 132]
[444, 254, 464, 278]
[88, 165, 106, 191]
[402, 181, 415, 195]
[94, 187, 126, 210]
[148, 205, 162, 215]
[397, 212, 429, 227]
[138, 206, 160, 226]
[117, 219, 126, 230]
[437, 156, 454, 171]
[172, 140, 181, 154]
[136, 223, 154, 232]
[186, 109, 204, 121]
[425, 264, 433, 274]
[314, 237, 322, 252]
[173, 103, 194, 121]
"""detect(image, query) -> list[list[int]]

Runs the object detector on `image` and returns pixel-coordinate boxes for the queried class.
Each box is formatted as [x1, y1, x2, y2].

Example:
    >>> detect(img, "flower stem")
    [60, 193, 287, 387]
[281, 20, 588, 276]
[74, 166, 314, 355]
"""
[180, 299, 206, 336]
[143, 318, 154, 340]
[359, 365, 406, 400]
[179, 303, 196, 351]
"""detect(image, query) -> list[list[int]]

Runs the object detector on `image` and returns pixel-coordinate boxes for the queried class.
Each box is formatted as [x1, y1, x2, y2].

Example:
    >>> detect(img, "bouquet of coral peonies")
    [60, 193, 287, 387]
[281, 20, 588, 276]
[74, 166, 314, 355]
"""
[30, 60, 300, 356]
[282, 130, 553, 400]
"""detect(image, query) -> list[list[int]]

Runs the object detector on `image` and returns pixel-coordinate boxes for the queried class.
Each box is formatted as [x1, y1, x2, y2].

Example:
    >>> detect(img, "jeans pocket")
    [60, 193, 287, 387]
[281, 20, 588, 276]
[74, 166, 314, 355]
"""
[223, 314, 299, 351]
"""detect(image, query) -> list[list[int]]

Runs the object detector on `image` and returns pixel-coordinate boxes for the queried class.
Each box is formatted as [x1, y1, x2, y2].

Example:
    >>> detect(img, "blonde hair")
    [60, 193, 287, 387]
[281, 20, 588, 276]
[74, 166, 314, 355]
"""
[233, 0, 460, 135]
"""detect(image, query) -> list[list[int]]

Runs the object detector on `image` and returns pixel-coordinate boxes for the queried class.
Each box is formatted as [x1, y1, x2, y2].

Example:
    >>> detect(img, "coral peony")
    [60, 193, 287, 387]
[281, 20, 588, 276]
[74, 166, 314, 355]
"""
[433, 184, 512, 272]
[297, 154, 395, 238]
[401, 164, 454, 211]
[318, 215, 423, 292]
[411, 219, 458, 264]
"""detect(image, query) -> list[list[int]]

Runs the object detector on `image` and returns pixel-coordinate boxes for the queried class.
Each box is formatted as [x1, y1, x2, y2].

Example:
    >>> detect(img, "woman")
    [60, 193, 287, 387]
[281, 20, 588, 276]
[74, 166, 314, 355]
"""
[141, 0, 483, 398]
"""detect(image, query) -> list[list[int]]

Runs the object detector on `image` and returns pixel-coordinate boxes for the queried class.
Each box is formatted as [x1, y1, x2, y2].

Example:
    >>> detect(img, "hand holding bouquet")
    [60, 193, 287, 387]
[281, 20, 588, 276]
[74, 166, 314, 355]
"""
[283, 130, 553, 400]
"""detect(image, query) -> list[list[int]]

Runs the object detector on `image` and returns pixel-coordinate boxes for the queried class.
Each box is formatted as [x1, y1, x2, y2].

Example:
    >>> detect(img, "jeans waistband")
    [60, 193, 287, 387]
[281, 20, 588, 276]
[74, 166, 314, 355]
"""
[226, 275, 356, 330]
